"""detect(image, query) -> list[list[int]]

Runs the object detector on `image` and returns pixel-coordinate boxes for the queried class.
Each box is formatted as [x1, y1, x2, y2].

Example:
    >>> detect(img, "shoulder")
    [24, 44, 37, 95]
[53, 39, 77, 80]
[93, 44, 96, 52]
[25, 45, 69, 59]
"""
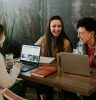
[0, 53, 3, 57]
[35, 35, 46, 45]
[63, 39, 71, 46]
[0, 53, 5, 62]
[63, 39, 73, 52]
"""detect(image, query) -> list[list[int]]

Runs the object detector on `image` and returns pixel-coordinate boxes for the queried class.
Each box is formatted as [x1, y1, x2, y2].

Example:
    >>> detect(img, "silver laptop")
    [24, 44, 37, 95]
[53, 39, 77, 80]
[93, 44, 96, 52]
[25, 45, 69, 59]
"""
[57, 52, 91, 76]
[20, 45, 41, 72]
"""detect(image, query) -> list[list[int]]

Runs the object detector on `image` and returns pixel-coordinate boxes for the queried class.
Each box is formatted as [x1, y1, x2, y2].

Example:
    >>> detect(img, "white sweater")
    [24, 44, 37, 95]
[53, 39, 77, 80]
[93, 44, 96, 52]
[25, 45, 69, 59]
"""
[0, 53, 21, 100]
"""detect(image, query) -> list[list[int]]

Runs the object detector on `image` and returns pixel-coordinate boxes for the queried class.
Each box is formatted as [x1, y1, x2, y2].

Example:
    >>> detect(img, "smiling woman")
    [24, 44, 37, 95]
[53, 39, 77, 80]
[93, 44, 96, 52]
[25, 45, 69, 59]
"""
[76, 17, 96, 69]
[50, 20, 62, 37]
[34, 15, 73, 100]
[35, 15, 73, 57]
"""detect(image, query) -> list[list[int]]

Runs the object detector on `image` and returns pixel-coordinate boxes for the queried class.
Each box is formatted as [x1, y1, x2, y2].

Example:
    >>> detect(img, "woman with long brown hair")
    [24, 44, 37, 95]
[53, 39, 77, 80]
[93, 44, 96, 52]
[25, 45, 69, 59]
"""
[35, 15, 72, 57]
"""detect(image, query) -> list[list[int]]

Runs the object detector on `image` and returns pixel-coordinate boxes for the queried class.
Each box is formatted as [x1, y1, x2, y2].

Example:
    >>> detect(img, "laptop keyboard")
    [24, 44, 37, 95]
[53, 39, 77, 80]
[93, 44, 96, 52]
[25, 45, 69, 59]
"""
[21, 63, 37, 72]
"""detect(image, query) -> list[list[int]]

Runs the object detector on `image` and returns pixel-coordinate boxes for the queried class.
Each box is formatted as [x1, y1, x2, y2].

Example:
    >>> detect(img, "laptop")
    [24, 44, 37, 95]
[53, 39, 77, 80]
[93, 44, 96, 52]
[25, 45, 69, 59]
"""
[57, 52, 91, 76]
[20, 45, 41, 72]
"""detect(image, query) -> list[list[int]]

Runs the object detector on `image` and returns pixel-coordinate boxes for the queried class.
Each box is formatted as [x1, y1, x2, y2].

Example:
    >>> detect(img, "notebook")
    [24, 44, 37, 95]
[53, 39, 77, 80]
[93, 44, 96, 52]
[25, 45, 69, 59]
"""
[57, 52, 91, 76]
[20, 45, 41, 72]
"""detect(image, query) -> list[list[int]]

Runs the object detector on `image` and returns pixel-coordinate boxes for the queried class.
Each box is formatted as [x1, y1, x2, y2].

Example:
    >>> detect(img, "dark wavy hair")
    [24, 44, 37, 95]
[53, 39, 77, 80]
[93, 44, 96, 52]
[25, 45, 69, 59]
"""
[77, 17, 96, 36]
[45, 15, 71, 56]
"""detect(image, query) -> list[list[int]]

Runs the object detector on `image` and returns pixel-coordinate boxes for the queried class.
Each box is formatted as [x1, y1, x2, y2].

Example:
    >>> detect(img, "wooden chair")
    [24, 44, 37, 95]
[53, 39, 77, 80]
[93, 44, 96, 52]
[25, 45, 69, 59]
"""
[1, 88, 27, 100]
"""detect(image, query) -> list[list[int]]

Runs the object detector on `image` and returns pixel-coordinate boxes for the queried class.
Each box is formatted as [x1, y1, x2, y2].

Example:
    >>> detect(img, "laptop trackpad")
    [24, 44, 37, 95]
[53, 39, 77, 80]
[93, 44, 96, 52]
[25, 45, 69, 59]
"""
[21, 64, 37, 72]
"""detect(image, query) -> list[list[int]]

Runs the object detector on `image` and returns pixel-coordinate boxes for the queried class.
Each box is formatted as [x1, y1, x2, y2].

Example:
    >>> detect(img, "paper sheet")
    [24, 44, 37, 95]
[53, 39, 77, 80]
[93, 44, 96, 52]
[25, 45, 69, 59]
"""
[39, 56, 55, 64]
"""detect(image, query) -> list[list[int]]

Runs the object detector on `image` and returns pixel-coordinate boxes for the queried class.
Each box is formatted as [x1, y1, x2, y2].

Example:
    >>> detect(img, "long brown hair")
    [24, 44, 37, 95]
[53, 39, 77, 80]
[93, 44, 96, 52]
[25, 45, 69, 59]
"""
[44, 15, 70, 56]
[0, 24, 4, 40]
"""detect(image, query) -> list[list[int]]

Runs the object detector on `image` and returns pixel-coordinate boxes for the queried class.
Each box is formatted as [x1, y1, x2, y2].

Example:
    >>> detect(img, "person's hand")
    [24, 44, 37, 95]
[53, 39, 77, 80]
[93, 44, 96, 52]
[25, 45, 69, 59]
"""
[14, 62, 23, 68]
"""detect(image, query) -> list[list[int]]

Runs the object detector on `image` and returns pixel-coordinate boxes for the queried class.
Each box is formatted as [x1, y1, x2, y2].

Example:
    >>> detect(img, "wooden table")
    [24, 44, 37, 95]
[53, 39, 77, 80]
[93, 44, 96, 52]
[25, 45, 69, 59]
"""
[19, 62, 96, 96]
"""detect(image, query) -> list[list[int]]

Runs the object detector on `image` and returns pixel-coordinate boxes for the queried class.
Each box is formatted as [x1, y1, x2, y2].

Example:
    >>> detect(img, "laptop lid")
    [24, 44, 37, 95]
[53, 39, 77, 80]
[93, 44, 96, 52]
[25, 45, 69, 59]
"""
[20, 45, 41, 64]
[57, 52, 91, 76]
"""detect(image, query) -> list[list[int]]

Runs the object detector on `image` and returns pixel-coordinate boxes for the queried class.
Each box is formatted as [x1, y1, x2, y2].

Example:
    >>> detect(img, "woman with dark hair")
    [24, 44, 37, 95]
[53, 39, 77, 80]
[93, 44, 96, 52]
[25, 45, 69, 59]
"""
[76, 17, 96, 100]
[35, 15, 73, 100]
[76, 17, 96, 69]
[35, 15, 72, 57]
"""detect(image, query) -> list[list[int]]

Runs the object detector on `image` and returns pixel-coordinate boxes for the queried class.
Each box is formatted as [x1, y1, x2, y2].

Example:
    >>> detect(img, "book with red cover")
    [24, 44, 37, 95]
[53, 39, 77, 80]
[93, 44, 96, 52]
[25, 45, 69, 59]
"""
[31, 65, 57, 77]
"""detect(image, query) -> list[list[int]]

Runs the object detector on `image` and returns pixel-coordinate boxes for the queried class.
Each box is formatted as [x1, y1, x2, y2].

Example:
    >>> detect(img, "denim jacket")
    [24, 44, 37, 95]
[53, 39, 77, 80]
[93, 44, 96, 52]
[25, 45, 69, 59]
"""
[76, 41, 86, 55]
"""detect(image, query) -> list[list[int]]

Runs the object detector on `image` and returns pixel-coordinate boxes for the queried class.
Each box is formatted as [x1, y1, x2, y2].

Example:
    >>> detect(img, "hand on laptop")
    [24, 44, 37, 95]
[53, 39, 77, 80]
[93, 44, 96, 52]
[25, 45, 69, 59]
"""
[14, 62, 23, 68]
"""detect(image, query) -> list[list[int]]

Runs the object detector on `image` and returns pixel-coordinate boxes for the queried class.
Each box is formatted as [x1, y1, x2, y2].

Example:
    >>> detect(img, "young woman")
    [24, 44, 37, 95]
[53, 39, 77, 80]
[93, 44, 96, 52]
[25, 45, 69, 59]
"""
[0, 24, 23, 100]
[77, 17, 96, 69]
[35, 16, 73, 100]
[35, 15, 72, 57]
[76, 17, 96, 100]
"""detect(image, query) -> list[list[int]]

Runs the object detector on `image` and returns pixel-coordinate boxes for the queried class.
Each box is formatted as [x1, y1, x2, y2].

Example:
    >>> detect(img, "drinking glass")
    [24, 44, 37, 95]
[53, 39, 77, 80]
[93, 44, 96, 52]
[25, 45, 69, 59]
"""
[6, 53, 14, 72]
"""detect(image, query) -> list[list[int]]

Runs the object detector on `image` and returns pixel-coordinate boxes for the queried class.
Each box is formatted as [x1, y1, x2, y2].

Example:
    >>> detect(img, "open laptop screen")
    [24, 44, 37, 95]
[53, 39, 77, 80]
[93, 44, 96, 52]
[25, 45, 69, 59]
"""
[20, 45, 41, 63]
